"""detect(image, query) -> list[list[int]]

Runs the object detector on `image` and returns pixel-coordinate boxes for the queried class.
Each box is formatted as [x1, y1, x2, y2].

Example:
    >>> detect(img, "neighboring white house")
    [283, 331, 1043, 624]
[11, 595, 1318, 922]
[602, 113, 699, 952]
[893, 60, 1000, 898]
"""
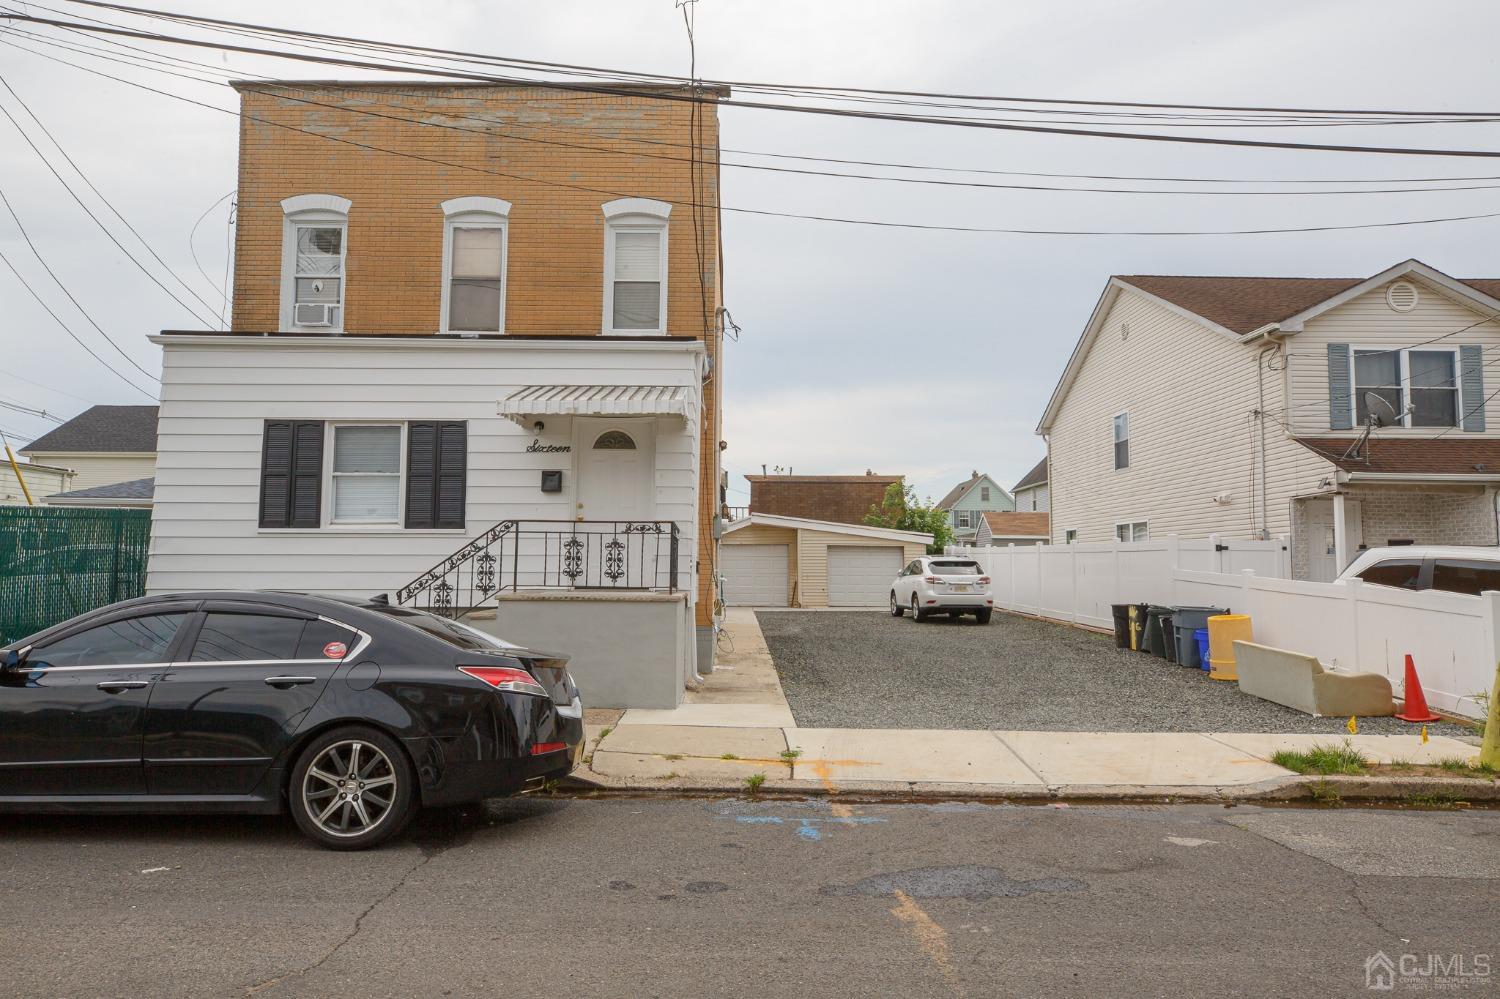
[20, 405, 158, 497]
[934, 470, 1015, 544]
[1038, 259, 1500, 580]
[974, 511, 1050, 547]
[1012, 458, 1048, 513]
[0, 459, 74, 505]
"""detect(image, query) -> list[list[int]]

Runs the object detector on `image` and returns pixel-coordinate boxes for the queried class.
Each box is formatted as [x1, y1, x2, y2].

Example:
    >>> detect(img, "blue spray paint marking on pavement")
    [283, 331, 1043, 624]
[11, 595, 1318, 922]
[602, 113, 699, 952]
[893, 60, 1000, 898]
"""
[797, 821, 822, 841]
[729, 814, 886, 841]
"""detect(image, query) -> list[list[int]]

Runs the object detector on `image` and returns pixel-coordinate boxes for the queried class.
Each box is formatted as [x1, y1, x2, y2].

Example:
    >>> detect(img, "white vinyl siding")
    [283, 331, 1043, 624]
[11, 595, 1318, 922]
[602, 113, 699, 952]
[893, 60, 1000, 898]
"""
[1047, 287, 1333, 544]
[1288, 279, 1500, 438]
[146, 339, 702, 597]
[21, 453, 155, 494]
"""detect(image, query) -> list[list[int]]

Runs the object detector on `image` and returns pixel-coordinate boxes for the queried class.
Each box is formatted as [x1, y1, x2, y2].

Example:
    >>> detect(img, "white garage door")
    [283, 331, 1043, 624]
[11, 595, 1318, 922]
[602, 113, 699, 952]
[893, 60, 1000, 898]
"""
[828, 545, 904, 607]
[721, 544, 789, 606]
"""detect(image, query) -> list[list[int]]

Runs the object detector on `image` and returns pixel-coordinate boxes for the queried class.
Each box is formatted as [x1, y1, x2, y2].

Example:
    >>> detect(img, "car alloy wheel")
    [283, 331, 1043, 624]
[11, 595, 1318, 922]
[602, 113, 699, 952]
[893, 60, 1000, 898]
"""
[912, 594, 927, 622]
[301, 739, 399, 839]
[890, 592, 903, 617]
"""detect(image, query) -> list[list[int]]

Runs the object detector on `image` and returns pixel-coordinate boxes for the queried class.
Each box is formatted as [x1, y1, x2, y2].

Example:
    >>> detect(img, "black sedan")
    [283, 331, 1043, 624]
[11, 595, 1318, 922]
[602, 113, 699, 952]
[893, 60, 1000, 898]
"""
[0, 591, 584, 849]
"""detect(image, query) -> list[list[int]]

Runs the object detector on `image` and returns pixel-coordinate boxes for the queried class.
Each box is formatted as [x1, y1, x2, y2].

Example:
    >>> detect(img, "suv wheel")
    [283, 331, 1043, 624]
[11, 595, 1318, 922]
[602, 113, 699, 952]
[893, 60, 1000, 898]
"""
[289, 726, 417, 851]
[912, 595, 928, 622]
[890, 592, 904, 617]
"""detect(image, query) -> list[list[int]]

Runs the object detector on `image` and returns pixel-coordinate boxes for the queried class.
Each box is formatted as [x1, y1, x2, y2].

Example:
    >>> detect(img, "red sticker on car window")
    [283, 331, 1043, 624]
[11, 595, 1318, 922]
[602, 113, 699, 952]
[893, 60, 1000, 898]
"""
[323, 641, 348, 659]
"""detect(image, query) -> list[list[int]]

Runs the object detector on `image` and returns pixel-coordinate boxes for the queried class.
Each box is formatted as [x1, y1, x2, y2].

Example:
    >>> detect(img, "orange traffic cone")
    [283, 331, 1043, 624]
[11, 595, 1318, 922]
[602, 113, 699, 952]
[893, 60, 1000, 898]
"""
[1395, 654, 1441, 723]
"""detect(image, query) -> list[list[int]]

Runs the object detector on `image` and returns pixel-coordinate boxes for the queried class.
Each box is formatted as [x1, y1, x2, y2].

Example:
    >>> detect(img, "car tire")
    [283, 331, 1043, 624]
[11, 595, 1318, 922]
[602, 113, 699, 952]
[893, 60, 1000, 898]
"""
[289, 725, 418, 851]
[912, 595, 928, 622]
[890, 592, 903, 617]
[975, 608, 993, 625]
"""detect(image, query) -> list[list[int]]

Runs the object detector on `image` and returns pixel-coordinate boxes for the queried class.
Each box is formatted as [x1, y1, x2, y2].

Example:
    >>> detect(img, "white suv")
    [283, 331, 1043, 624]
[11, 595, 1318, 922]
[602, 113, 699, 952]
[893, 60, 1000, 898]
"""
[1336, 545, 1500, 596]
[891, 556, 994, 623]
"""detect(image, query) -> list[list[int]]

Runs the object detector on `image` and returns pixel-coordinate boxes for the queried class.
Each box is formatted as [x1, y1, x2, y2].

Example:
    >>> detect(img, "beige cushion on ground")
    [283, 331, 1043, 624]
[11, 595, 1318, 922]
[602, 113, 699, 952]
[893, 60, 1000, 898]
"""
[1232, 640, 1395, 718]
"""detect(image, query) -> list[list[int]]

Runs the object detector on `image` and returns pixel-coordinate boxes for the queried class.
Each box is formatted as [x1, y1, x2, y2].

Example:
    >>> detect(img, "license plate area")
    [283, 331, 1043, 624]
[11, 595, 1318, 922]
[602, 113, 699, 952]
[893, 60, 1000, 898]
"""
[951, 583, 971, 592]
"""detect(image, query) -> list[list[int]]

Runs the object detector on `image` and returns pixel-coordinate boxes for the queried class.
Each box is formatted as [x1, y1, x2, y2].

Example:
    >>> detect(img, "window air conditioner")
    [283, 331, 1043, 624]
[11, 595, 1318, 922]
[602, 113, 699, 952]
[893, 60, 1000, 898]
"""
[294, 302, 339, 327]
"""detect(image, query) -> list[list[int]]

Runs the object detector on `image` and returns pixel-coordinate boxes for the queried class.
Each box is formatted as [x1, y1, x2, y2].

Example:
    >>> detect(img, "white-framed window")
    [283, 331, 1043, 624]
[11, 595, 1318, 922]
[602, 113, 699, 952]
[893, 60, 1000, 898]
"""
[1064, 529, 1078, 544]
[1351, 347, 1460, 428]
[981, 486, 991, 501]
[440, 197, 511, 334]
[1112, 412, 1130, 469]
[1115, 521, 1148, 542]
[601, 198, 671, 335]
[279, 194, 351, 332]
[329, 423, 403, 526]
[956, 510, 972, 529]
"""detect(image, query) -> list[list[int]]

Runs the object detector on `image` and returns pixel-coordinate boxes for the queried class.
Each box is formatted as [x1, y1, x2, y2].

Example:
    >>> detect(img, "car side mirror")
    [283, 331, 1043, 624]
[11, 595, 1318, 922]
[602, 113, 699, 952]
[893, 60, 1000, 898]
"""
[1, 649, 21, 672]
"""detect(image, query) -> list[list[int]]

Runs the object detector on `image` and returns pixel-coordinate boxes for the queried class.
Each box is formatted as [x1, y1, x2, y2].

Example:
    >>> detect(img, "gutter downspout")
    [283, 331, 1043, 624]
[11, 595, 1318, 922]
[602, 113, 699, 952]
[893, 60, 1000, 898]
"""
[1255, 333, 1285, 541]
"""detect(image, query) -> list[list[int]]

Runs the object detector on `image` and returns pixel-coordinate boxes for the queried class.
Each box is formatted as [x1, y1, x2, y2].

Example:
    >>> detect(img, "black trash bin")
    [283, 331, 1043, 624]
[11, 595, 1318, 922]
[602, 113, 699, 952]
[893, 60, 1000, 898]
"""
[1144, 605, 1174, 657]
[1160, 613, 1178, 663]
[1111, 605, 1132, 649]
[1171, 606, 1230, 668]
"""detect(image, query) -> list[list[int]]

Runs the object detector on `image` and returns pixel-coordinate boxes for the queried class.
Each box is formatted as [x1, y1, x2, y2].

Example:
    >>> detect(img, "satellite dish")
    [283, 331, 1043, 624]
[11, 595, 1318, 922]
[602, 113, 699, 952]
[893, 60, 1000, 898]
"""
[1363, 391, 1399, 428]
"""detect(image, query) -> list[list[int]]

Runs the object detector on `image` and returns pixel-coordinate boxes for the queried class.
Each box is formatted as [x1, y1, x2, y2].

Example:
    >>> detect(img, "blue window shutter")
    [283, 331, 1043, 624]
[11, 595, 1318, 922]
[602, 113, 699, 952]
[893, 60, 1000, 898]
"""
[1461, 344, 1485, 431]
[1327, 343, 1353, 430]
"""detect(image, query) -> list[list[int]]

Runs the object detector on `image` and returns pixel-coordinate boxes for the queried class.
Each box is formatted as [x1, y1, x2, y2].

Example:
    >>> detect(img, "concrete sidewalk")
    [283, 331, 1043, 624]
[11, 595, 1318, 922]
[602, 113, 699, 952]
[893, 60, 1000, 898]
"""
[580, 608, 1493, 801]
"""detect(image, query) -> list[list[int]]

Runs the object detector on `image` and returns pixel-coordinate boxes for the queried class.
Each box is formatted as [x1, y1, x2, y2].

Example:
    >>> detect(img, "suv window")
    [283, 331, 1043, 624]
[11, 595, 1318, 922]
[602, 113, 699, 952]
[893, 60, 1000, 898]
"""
[904, 561, 922, 576]
[190, 613, 307, 662]
[930, 560, 982, 575]
[1430, 558, 1500, 596]
[1356, 557, 1425, 590]
[27, 613, 187, 669]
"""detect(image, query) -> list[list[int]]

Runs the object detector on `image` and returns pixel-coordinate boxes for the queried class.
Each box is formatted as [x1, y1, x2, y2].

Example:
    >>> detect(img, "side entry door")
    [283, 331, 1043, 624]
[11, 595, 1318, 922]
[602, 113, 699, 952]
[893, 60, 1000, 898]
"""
[0, 608, 194, 795]
[143, 603, 358, 795]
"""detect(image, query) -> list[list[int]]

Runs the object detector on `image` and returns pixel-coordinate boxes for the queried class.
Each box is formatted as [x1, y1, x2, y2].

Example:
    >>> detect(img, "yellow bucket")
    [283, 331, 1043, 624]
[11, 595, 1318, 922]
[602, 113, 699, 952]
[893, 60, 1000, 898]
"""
[1207, 614, 1252, 681]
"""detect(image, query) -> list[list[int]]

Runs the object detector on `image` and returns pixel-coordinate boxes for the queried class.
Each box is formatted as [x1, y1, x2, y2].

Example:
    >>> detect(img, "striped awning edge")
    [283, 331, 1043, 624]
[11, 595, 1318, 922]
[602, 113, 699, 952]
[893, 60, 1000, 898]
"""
[499, 384, 697, 424]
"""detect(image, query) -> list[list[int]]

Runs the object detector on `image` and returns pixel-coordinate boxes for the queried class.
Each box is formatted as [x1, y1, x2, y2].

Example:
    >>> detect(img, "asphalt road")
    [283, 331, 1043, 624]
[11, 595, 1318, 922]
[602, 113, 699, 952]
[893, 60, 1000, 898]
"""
[758, 610, 1474, 735]
[3, 797, 1497, 997]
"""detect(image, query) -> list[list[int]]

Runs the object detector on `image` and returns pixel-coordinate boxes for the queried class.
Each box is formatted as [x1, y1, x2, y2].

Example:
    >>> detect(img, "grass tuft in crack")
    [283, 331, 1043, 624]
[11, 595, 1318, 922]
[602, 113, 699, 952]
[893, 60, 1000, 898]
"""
[744, 773, 766, 794]
[1272, 741, 1369, 776]
[779, 748, 803, 764]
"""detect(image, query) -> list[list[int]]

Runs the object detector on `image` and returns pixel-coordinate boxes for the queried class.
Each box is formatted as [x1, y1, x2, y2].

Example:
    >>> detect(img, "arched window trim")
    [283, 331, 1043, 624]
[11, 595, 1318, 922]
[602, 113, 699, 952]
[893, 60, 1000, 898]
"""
[280, 194, 350, 333]
[601, 199, 670, 337]
[592, 429, 638, 450]
[439, 198, 510, 335]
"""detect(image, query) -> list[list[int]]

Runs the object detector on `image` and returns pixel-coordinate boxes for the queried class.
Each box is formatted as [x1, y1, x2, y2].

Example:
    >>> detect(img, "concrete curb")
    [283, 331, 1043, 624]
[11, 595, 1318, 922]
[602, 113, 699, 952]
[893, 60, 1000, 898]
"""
[559, 770, 1500, 805]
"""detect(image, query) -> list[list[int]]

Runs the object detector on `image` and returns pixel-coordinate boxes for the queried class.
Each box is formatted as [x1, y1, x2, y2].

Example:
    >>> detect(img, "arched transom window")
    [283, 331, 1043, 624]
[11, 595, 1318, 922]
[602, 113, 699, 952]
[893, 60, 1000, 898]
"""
[593, 430, 637, 450]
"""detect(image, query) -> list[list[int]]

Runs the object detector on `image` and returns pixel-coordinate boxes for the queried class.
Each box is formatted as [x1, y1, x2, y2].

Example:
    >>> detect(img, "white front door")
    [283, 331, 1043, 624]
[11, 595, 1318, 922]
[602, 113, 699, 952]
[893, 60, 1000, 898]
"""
[574, 418, 655, 522]
[1304, 497, 1363, 582]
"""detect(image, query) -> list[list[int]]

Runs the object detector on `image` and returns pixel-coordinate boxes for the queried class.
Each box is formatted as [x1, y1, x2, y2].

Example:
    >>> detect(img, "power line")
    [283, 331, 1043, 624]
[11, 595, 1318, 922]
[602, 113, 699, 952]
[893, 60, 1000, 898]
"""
[0, 399, 65, 422]
[15, 11, 1500, 160]
[0, 78, 219, 327]
[10, 34, 1500, 239]
[187, 188, 232, 316]
[0, 74, 224, 317]
[0, 246, 158, 399]
[53, 0, 1500, 120]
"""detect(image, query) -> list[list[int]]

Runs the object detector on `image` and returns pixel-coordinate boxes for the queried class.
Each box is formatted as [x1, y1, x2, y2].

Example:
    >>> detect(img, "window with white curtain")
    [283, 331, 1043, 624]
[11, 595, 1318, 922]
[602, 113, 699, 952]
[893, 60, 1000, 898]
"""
[439, 198, 511, 334]
[1115, 521, 1148, 542]
[331, 425, 402, 524]
[601, 199, 671, 335]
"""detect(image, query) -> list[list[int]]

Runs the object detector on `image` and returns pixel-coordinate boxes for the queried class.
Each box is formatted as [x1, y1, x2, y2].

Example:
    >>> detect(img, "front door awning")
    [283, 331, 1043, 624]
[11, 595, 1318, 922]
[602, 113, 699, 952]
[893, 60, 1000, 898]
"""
[499, 384, 697, 426]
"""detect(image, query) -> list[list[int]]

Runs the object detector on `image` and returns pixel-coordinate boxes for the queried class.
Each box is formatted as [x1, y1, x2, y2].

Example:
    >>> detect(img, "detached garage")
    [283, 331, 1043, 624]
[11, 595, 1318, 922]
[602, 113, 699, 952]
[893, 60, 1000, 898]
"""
[720, 513, 931, 608]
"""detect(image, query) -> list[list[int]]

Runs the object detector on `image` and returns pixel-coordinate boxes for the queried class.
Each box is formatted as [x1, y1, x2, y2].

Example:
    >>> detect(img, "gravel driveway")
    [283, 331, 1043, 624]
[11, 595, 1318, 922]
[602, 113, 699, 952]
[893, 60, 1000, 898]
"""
[756, 610, 1476, 735]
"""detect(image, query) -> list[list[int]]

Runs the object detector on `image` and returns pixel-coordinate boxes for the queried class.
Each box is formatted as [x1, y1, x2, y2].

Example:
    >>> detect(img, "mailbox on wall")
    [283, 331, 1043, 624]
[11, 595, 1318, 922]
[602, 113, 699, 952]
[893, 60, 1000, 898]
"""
[541, 470, 563, 493]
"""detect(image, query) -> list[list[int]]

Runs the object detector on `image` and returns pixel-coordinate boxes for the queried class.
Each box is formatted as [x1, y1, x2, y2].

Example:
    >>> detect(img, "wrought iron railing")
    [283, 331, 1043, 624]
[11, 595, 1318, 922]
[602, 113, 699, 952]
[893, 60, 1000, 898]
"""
[395, 519, 680, 617]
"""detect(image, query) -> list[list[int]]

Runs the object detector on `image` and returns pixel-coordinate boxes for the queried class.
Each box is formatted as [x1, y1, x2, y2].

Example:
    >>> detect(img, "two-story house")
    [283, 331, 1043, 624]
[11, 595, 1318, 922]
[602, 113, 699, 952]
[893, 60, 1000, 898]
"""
[935, 471, 1015, 543]
[145, 80, 725, 708]
[1012, 458, 1048, 513]
[1039, 259, 1500, 580]
[20, 405, 158, 500]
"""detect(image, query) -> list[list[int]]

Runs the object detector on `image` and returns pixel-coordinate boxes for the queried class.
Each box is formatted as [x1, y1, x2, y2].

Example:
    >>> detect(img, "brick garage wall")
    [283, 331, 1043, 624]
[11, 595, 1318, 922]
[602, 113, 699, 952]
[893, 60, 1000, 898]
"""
[231, 82, 724, 627]
[747, 476, 900, 526]
[1346, 485, 1498, 548]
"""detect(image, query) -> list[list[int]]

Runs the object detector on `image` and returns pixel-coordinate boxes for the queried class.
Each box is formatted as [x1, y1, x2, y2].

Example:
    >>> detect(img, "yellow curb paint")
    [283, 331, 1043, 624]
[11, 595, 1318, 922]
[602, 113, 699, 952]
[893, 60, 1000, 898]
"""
[890, 889, 963, 996]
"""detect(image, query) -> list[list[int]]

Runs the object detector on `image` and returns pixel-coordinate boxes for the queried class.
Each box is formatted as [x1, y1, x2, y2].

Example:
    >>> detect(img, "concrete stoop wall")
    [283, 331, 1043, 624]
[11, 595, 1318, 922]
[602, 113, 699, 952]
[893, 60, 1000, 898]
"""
[477, 591, 691, 709]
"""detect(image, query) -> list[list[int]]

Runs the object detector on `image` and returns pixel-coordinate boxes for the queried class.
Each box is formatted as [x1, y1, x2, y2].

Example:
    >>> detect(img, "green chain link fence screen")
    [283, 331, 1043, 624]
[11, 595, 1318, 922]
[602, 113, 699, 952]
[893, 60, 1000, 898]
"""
[0, 506, 151, 645]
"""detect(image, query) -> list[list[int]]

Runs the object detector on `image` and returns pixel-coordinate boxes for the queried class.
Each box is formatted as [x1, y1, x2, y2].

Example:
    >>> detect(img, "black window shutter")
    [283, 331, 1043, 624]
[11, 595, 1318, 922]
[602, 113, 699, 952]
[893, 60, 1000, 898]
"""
[259, 420, 324, 528]
[406, 421, 466, 529]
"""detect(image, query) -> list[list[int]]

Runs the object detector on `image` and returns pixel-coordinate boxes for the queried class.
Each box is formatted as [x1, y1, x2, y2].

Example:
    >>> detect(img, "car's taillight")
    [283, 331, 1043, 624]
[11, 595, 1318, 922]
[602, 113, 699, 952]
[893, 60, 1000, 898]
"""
[530, 741, 567, 755]
[924, 575, 940, 583]
[458, 665, 547, 697]
[978, 576, 991, 585]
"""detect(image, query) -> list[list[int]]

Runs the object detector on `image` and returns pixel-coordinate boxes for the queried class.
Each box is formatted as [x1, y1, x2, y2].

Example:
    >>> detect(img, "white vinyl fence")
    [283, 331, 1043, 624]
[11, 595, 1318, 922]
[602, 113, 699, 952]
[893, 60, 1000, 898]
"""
[952, 536, 1494, 719]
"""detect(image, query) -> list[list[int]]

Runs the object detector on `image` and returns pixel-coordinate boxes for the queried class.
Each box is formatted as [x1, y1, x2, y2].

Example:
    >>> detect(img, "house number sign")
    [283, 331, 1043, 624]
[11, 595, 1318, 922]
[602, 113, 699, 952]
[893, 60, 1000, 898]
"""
[526, 438, 571, 453]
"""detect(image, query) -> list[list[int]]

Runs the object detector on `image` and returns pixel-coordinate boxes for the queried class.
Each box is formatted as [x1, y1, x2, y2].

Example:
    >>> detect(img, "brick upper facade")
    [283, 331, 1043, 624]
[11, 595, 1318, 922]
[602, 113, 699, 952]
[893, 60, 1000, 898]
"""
[747, 475, 901, 526]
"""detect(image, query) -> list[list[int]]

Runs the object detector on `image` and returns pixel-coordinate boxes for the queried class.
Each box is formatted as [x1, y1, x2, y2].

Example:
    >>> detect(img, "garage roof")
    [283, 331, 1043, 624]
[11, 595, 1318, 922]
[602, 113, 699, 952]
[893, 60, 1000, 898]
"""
[723, 511, 932, 545]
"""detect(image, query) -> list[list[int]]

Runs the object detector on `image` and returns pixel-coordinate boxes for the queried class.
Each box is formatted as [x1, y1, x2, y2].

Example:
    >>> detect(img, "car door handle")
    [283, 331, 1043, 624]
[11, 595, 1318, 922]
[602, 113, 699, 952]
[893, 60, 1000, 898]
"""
[264, 675, 317, 688]
[97, 680, 149, 692]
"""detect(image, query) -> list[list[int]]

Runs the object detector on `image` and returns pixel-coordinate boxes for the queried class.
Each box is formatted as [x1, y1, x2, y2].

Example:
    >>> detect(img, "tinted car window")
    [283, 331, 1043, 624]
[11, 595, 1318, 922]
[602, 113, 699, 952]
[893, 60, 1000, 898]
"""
[27, 613, 187, 669]
[296, 619, 358, 660]
[930, 560, 982, 575]
[1430, 559, 1500, 596]
[1356, 558, 1424, 590]
[368, 606, 519, 652]
[190, 613, 306, 662]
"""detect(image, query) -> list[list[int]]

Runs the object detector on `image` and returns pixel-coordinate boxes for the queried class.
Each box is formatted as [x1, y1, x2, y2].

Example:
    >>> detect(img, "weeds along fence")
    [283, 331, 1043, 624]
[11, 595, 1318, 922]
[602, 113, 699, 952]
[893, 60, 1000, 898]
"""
[952, 535, 1493, 719]
[0, 506, 151, 644]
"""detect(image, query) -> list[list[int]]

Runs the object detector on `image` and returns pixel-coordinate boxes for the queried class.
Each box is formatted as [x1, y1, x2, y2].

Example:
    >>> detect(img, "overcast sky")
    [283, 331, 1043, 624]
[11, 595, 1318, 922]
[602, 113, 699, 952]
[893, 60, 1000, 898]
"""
[2, 0, 1499, 504]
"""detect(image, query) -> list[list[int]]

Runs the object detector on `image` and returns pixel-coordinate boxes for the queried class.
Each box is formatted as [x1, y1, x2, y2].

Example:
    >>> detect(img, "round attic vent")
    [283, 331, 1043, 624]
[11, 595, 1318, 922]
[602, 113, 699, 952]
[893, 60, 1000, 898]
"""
[1387, 281, 1419, 313]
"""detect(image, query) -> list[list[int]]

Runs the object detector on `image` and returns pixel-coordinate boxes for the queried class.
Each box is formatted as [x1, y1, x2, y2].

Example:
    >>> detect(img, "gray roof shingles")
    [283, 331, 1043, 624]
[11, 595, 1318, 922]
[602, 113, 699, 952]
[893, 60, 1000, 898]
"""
[48, 477, 155, 501]
[22, 405, 159, 453]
